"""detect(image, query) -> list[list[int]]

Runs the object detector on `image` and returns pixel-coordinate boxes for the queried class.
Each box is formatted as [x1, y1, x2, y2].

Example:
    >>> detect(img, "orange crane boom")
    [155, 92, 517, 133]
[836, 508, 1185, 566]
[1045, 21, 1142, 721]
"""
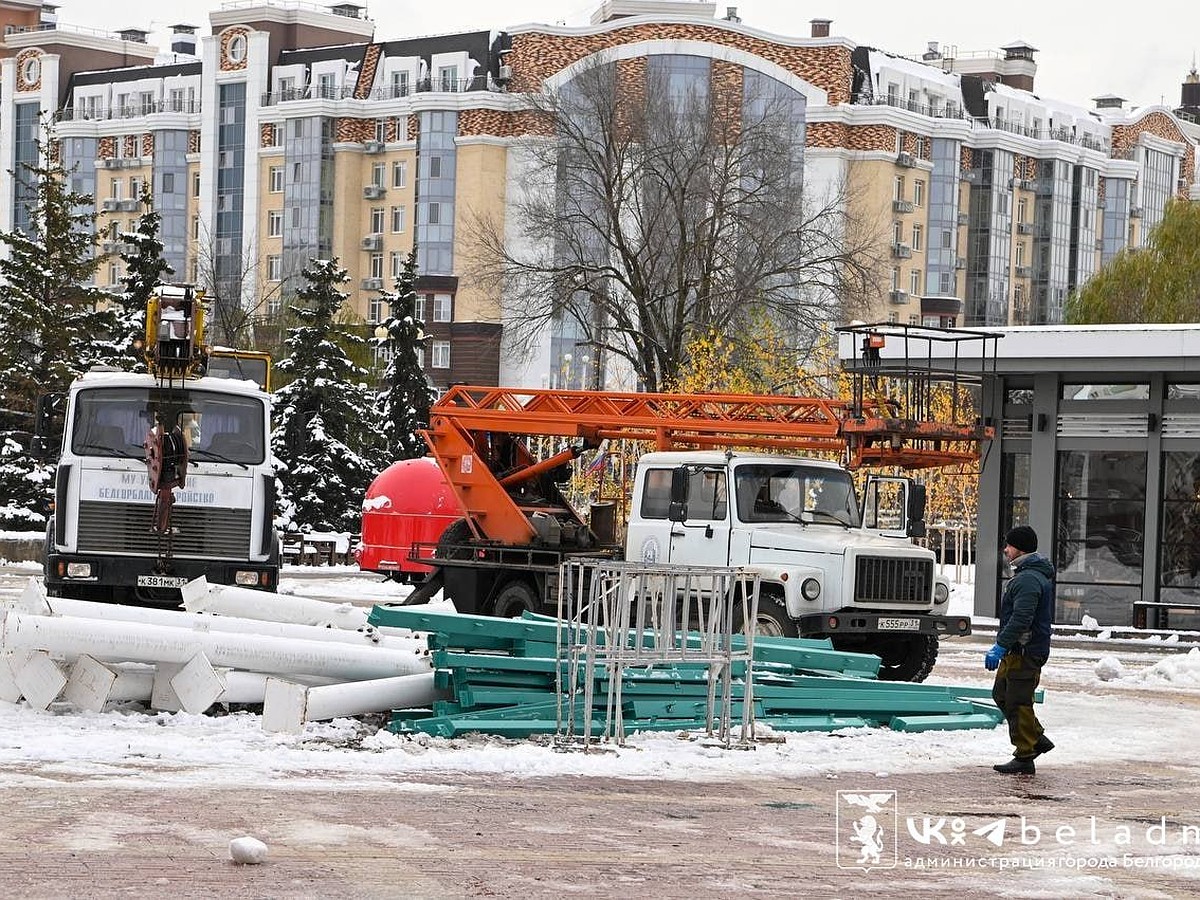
[422, 385, 993, 545]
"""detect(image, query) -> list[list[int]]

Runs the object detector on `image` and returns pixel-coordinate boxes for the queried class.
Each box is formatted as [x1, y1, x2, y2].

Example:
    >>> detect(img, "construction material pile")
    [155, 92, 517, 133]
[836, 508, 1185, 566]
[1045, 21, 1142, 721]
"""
[368, 606, 1011, 740]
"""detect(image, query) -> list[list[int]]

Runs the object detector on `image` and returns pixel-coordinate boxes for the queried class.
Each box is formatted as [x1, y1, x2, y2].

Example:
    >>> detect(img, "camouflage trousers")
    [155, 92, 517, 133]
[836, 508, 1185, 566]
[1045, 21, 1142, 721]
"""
[991, 652, 1044, 758]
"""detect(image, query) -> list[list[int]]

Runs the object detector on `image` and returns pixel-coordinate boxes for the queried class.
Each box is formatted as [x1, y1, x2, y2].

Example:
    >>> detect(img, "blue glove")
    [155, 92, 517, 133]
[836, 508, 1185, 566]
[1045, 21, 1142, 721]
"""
[984, 643, 1006, 671]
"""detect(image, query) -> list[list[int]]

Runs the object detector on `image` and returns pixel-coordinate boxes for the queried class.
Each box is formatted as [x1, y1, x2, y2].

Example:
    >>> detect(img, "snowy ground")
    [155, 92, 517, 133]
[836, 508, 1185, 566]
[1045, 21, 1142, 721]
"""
[0, 562, 1198, 788]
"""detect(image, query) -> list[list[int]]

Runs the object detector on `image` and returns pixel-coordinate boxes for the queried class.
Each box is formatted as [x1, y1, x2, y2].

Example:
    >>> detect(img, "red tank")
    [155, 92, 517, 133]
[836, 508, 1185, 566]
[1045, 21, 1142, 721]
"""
[356, 457, 463, 581]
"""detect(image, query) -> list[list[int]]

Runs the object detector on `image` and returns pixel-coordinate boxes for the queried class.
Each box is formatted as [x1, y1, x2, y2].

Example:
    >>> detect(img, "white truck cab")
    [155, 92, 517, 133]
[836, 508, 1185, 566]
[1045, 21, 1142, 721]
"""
[626, 451, 966, 681]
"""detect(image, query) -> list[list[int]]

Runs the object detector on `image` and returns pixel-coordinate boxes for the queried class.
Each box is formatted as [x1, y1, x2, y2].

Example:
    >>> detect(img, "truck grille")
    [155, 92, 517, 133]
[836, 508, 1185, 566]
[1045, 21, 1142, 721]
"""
[854, 555, 933, 605]
[77, 501, 251, 560]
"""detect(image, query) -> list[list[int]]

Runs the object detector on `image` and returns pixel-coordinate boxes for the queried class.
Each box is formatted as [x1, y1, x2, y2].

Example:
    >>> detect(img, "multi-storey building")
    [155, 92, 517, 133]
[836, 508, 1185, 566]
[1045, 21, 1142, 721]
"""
[0, 0, 1195, 392]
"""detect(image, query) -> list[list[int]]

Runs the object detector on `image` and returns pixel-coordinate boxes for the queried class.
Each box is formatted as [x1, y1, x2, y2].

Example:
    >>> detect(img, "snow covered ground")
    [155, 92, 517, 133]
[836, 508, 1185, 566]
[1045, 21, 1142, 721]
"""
[0, 562, 1198, 788]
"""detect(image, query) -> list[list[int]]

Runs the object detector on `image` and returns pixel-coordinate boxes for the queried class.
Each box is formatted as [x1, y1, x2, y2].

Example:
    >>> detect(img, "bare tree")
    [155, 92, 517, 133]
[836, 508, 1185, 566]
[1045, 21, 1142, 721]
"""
[470, 55, 885, 392]
[191, 222, 285, 349]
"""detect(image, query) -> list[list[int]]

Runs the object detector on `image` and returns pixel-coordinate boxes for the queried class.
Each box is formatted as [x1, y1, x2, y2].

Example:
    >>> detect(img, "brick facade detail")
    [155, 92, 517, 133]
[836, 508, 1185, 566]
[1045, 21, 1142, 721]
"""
[142, 133, 154, 157]
[189, 130, 200, 154]
[1112, 112, 1196, 194]
[98, 136, 117, 160]
[808, 122, 896, 152]
[507, 25, 852, 104]
[336, 117, 375, 143]
[14, 49, 41, 93]
[219, 28, 249, 72]
[123, 135, 137, 158]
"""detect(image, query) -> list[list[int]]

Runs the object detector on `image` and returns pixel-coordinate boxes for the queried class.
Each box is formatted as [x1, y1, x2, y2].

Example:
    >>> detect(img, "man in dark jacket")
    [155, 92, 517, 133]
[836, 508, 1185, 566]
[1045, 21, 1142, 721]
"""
[985, 525, 1055, 775]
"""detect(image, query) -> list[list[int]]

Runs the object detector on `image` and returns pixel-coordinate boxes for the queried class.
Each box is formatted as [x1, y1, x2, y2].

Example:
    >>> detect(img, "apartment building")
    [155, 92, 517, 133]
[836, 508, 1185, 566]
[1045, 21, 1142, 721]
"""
[0, 0, 1194, 391]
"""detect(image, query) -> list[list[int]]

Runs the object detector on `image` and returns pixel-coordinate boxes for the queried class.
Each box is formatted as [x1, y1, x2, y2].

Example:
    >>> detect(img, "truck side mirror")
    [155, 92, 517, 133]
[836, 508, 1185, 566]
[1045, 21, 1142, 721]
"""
[907, 482, 927, 538]
[668, 466, 689, 522]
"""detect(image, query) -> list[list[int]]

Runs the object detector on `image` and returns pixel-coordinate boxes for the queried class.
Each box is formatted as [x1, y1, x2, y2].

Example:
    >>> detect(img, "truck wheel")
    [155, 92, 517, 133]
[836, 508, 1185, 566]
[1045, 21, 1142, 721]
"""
[491, 579, 540, 618]
[873, 633, 939, 683]
[436, 519, 474, 561]
[749, 593, 800, 639]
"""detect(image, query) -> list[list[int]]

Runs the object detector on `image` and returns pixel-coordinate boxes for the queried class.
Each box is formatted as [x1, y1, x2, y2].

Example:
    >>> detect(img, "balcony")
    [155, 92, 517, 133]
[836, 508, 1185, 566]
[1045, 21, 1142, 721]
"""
[896, 152, 917, 168]
[100, 198, 121, 212]
[1129, 207, 1143, 218]
[259, 74, 498, 107]
[56, 99, 201, 122]
[363, 140, 385, 154]
[363, 185, 386, 200]
[891, 242, 912, 259]
[892, 199, 914, 214]
[1016, 222, 1034, 234]
[1015, 265, 1033, 278]
[360, 234, 382, 251]
[888, 290, 909, 304]
[361, 277, 384, 291]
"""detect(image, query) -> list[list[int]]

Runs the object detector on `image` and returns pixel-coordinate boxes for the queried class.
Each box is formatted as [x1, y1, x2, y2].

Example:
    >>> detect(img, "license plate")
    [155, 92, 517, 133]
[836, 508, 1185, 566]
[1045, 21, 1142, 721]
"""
[137, 574, 188, 588]
[878, 617, 921, 631]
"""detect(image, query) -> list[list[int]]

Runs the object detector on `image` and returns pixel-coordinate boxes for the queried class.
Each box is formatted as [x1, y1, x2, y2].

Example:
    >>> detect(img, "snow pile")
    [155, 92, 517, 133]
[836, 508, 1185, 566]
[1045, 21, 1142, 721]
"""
[229, 836, 268, 865]
[1080, 614, 1100, 629]
[1094, 656, 1124, 681]
[1130, 647, 1200, 686]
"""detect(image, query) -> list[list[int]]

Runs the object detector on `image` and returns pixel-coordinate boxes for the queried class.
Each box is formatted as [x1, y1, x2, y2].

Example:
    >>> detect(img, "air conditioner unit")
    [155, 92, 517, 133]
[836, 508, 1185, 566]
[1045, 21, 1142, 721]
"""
[363, 140, 384, 154]
[897, 152, 916, 168]
[121, 158, 141, 169]
[891, 242, 912, 259]
[361, 277, 384, 291]
[961, 169, 980, 183]
[1016, 222, 1034, 234]
[118, 198, 141, 212]
[892, 199, 914, 214]
[102, 241, 123, 254]
[1129, 206, 1143, 218]
[360, 234, 382, 251]
[497, 64, 513, 82]
[101, 198, 121, 212]
[1015, 265, 1032, 278]
[363, 185, 385, 199]
[957, 212, 969, 225]
[888, 290, 908, 304]
[954, 256, 967, 270]
[102, 157, 121, 169]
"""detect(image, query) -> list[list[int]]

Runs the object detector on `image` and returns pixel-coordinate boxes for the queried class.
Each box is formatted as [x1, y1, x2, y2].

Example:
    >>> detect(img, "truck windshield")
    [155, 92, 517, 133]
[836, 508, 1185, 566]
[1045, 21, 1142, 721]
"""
[735, 464, 860, 527]
[70, 387, 266, 465]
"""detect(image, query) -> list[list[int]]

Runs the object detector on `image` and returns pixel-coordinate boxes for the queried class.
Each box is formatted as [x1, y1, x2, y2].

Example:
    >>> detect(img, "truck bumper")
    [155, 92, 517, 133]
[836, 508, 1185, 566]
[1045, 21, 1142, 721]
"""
[45, 552, 278, 603]
[797, 610, 971, 637]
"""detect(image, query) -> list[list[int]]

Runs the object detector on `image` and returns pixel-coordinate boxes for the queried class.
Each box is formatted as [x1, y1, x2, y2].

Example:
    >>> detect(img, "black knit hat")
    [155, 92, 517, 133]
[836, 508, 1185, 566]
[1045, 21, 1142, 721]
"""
[1005, 525, 1038, 554]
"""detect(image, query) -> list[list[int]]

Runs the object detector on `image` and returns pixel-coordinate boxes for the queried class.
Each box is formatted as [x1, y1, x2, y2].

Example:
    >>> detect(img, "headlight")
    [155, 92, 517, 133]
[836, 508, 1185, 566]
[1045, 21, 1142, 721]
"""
[934, 582, 950, 604]
[801, 577, 821, 600]
[234, 570, 260, 586]
[66, 562, 92, 578]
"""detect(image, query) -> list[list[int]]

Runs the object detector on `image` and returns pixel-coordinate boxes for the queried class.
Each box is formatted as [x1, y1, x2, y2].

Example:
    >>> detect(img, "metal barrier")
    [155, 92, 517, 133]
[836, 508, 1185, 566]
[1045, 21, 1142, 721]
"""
[922, 524, 976, 584]
[555, 559, 759, 749]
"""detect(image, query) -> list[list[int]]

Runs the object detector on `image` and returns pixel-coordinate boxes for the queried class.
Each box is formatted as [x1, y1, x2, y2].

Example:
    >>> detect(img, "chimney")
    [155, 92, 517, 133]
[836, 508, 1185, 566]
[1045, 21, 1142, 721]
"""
[1093, 94, 1126, 111]
[170, 23, 198, 56]
[723, 6, 741, 23]
[1183, 63, 1200, 113]
[116, 27, 150, 44]
[810, 18, 831, 38]
[922, 41, 942, 61]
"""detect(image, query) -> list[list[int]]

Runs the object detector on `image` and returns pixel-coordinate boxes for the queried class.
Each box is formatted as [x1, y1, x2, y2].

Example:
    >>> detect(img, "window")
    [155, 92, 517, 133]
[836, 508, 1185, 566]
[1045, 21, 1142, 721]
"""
[914, 135, 926, 157]
[374, 118, 386, 142]
[267, 255, 281, 281]
[438, 65, 459, 92]
[267, 123, 282, 147]
[887, 311, 898, 324]
[372, 162, 385, 187]
[162, 173, 175, 194]
[909, 269, 921, 295]
[370, 207, 385, 234]
[107, 220, 118, 241]
[941, 229, 952, 249]
[279, 77, 295, 98]
[317, 72, 335, 99]
[269, 166, 283, 193]
[1016, 242, 1025, 266]
[192, 215, 200, 239]
[891, 267, 900, 290]
[227, 34, 247, 64]
[390, 251, 404, 280]
[139, 91, 154, 115]
[910, 314, 921, 326]
[914, 180, 924, 207]
[893, 176, 904, 201]
[911, 224, 923, 252]
[415, 294, 426, 320]
[109, 261, 121, 284]
[429, 156, 442, 178]
[110, 178, 122, 200]
[432, 294, 452, 322]
[292, 162, 302, 182]
[168, 88, 185, 112]
[1018, 197, 1027, 223]
[292, 207, 301, 227]
[392, 160, 407, 188]
[391, 205, 406, 233]
[427, 202, 441, 225]
[268, 210, 282, 237]
[892, 222, 902, 245]
[370, 252, 384, 279]
[368, 296, 385, 323]
[193, 171, 201, 197]
[640, 467, 728, 521]
[22, 55, 40, 86]
[129, 177, 142, 198]
[390, 71, 410, 98]
[431, 339, 451, 368]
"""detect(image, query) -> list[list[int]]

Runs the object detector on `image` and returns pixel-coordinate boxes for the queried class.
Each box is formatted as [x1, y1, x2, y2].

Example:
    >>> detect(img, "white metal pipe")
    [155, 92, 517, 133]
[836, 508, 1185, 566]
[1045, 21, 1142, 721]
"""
[263, 672, 442, 733]
[104, 669, 340, 705]
[0, 610, 431, 682]
[181, 577, 375, 631]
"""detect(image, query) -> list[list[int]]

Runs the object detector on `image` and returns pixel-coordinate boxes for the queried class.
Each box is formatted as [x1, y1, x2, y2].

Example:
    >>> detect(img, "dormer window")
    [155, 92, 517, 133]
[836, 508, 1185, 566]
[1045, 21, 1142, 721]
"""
[21, 56, 39, 86]
[227, 34, 247, 64]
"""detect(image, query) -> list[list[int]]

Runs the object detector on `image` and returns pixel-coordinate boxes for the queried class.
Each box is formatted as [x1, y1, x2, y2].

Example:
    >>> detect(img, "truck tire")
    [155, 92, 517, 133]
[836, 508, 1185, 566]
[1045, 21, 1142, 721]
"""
[491, 579, 540, 618]
[436, 519, 474, 560]
[872, 633, 939, 683]
[749, 592, 800, 639]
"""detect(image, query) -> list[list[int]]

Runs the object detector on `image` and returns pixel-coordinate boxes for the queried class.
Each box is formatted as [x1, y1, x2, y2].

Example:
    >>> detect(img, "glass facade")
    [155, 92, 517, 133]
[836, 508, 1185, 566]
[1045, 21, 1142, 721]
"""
[1031, 159, 1071, 324]
[282, 115, 333, 289]
[1055, 450, 1146, 625]
[214, 82, 246, 317]
[924, 138, 959, 297]
[1138, 147, 1175, 237]
[12, 102, 40, 237]
[964, 149, 1012, 325]
[1159, 452, 1200, 626]
[1100, 177, 1129, 264]
[153, 129, 190, 278]
[416, 109, 457, 275]
[61, 136, 97, 240]
[1068, 165, 1098, 295]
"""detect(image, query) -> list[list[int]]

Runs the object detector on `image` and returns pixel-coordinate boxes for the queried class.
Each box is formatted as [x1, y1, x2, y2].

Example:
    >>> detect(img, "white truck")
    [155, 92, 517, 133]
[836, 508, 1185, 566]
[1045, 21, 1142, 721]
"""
[41, 285, 280, 606]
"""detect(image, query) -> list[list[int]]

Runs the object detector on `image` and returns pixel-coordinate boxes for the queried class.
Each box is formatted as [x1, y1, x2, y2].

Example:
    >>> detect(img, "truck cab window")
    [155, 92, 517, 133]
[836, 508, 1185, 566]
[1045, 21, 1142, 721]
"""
[640, 467, 727, 520]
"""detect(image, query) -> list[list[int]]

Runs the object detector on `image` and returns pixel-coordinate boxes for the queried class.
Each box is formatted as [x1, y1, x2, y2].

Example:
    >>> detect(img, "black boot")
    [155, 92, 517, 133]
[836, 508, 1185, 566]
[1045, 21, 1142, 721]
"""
[993, 756, 1035, 775]
[1033, 736, 1054, 757]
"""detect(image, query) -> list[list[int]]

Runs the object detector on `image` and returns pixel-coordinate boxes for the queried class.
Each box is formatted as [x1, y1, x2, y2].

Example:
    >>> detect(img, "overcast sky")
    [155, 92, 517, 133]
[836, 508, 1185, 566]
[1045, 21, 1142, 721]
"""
[54, 0, 1196, 113]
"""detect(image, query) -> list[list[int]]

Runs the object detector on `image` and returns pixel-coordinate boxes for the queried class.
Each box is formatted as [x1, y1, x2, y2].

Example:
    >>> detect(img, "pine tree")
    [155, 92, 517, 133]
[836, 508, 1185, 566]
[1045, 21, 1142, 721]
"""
[375, 249, 431, 462]
[271, 258, 379, 533]
[0, 139, 112, 528]
[113, 184, 174, 372]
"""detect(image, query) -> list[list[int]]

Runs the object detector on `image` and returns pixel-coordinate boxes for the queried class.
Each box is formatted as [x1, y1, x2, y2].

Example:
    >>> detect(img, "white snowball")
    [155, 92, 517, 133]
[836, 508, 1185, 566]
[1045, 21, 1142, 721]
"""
[1080, 614, 1100, 629]
[229, 836, 269, 865]
[1094, 656, 1124, 682]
